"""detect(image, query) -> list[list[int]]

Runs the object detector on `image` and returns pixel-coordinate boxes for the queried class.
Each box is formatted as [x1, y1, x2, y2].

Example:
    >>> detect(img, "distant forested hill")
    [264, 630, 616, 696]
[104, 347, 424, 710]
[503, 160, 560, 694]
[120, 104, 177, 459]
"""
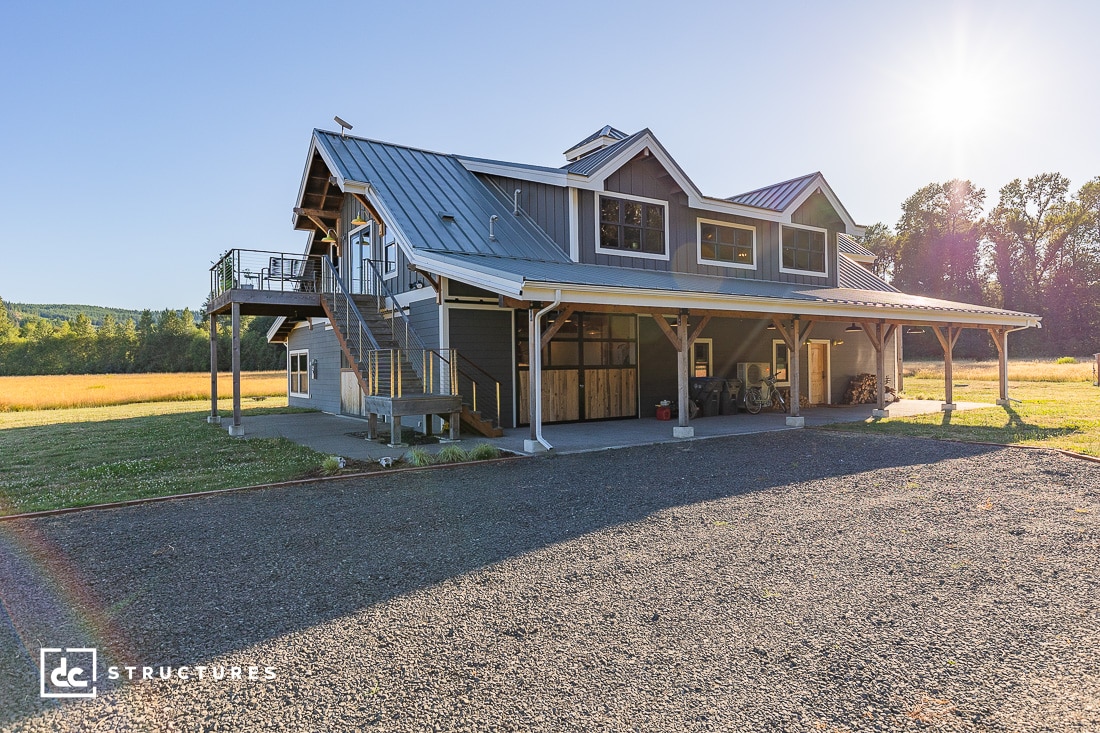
[8, 303, 196, 326]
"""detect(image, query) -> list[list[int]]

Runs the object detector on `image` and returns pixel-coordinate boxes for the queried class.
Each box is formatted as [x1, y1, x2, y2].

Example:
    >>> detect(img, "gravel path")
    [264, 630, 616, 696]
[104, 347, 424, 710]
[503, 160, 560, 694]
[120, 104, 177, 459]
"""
[1, 431, 1097, 731]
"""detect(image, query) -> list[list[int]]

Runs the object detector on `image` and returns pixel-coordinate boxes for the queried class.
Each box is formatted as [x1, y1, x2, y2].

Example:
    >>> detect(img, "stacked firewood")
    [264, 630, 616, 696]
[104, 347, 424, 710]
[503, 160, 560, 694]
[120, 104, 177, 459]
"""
[843, 373, 879, 404]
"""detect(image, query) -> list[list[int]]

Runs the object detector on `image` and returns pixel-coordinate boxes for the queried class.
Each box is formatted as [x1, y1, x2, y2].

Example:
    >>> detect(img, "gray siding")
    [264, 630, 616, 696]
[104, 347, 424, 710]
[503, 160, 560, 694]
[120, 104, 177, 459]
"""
[479, 174, 570, 255]
[341, 194, 417, 293]
[447, 307, 515, 428]
[286, 322, 343, 415]
[579, 156, 842, 287]
[407, 298, 440, 350]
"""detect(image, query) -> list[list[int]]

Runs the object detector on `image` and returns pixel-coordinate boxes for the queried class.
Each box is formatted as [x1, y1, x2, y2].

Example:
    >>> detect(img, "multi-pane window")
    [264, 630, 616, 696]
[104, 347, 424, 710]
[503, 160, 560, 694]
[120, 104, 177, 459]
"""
[289, 350, 309, 397]
[699, 220, 755, 268]
[781, 225, 827, 274]
[598, 195, 666, 256]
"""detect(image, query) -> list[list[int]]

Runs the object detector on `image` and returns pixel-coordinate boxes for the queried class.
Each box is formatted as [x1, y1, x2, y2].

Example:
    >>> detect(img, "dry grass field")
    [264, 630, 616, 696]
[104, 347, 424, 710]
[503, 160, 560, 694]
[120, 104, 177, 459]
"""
[903, 356, 1096, 383]
[0, 371, 286, 411]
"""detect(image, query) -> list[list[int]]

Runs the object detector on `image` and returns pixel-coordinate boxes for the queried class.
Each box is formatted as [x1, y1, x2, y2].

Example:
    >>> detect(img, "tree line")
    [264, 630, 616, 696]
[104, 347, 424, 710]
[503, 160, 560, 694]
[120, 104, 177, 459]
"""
[0, 300, 284, 375]
[861, 173, 1100, 357]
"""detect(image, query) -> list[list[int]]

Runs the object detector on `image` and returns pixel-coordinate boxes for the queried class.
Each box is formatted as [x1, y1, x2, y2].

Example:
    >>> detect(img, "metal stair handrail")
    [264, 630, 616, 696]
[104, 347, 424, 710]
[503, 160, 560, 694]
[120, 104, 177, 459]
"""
[321, 257, 381, 364]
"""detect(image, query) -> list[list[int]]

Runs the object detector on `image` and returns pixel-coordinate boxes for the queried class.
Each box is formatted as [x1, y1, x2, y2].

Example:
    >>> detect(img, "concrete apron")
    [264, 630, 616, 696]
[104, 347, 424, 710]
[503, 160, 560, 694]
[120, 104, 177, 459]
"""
[240, 400, 993, 460]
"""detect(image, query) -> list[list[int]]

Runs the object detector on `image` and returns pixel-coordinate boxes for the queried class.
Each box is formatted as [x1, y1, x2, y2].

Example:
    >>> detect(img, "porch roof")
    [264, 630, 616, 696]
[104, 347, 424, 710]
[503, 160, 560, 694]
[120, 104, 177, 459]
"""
[417, 250, 1039, 327]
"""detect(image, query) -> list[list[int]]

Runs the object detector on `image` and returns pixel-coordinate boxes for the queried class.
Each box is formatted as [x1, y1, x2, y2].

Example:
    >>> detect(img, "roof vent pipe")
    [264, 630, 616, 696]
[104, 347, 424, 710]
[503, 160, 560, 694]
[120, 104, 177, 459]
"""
[489, 214, 499, 241]
[514, 189, 521, 216]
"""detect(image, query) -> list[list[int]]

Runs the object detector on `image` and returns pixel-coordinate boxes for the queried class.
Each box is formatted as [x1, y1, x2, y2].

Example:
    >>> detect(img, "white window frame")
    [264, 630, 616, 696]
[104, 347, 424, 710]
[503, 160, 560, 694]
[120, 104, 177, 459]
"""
[691, 337, 713, 378]
[696, 217, 757, 271]
[771, 339, 790, 387]
[594, 191, 670, 261]
[379, 223, 398, 281]
[779, 222, 830, 278]
[289, 349, 310, 398]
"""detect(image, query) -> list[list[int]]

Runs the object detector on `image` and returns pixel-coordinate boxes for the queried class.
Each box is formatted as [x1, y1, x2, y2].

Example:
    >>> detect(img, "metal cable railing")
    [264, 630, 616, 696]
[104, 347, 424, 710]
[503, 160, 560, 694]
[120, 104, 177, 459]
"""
[209, 249, 323, 299]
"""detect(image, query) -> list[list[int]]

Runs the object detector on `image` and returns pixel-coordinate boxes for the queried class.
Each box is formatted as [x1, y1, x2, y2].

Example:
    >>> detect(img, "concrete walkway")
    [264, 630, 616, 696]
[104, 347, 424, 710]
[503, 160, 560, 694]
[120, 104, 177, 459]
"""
[241, 399, 992, 461]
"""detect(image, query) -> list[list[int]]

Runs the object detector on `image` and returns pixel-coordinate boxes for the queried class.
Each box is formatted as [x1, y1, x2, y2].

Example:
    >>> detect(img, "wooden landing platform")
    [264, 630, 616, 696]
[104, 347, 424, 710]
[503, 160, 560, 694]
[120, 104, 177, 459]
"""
[362, 394, 463, 445]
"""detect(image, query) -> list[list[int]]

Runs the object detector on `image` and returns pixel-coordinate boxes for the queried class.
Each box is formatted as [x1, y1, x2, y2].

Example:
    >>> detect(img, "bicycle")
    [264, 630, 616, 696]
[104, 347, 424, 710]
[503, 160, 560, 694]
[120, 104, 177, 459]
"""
[744, 373, 787, 414]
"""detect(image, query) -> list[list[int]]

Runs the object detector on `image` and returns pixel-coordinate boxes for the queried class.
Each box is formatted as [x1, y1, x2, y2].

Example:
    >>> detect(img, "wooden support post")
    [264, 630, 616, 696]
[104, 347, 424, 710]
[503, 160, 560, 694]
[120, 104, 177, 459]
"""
[229, 302, 243, 436]
[674, 310, 693, 438]
[931, 325, 961, 410]
[367, 413, 378, 440]
[389, 416, 403, 447]
[990, 327, 1009, 406]
[875, 322, 887, 410]
[528, 308, 538, 444]
[788, 319, 801, 419]
[208, 314, 220, 424]
[897, 327, 905, 392]
[449, 410, 460, 441]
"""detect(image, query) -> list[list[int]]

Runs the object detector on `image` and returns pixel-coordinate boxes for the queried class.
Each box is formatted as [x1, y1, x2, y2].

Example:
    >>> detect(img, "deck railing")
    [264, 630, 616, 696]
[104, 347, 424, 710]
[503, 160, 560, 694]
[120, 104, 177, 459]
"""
[364, 348, 458, 398]
[210, 249, 324, 299]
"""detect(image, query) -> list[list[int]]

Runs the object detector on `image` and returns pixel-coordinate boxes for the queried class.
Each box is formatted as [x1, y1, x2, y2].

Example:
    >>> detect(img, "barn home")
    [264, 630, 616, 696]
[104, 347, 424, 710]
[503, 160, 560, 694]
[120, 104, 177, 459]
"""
[204, 124, 1039, 450]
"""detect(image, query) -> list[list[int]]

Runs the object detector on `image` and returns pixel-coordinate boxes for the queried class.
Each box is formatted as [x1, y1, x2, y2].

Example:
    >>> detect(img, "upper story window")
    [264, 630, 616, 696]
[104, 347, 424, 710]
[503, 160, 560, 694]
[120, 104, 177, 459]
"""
[698, 219, 756, 270]
[780, 224, 829, 276]
[596, 193, 668, 260]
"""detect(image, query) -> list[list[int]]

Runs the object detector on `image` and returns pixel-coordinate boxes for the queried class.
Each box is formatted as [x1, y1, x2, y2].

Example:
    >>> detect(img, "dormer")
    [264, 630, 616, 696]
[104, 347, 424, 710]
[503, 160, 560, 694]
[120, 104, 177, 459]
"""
[563, 125, 629, 162]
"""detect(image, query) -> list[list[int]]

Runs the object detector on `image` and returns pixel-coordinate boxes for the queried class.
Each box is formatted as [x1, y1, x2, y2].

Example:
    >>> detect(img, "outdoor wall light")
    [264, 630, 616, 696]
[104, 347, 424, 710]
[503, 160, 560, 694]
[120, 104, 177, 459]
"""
[906, 327, 926, 335]
[845, 323, 862, 332]
[321, 228, 337, 244]
[351, 213, 367, 227]
[832, 339, 844, 346]
[310, 359, 319, 379]
[766, 323, 777, 330]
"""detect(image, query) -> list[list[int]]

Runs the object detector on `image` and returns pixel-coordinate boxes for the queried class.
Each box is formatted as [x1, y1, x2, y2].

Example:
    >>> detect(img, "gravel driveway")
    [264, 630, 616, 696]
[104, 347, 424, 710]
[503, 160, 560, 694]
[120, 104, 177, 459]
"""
[1, 431, 1097, 731]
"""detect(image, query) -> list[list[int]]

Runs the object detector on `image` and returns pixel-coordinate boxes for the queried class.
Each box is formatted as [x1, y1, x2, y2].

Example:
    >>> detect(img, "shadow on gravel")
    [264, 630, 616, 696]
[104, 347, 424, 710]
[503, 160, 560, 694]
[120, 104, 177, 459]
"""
[0, 430, 1004, 723]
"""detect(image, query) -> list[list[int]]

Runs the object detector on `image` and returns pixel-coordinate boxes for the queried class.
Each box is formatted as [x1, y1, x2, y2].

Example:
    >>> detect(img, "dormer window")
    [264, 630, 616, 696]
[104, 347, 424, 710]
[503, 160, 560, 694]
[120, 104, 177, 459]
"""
[596, 193, 668, 260]
[698, 219, 756, 270]
[780, 223, 829, 277]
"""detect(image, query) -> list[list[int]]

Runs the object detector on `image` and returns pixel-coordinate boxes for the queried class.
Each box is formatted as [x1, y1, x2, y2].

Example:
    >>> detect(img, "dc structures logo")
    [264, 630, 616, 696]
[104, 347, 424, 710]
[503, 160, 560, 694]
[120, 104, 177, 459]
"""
[40, 648, 98, 698]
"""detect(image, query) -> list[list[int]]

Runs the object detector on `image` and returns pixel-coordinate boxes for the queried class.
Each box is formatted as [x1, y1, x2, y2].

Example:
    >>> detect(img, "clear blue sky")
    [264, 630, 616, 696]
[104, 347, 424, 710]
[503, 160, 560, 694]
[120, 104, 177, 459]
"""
[1, 0, 1096, 311]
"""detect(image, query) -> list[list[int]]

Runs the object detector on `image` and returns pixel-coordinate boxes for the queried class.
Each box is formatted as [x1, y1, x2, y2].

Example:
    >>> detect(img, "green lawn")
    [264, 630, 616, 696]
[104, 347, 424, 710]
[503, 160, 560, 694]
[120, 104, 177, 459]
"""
[822, 377, 1100, 458]
[0, 398, 328, 516]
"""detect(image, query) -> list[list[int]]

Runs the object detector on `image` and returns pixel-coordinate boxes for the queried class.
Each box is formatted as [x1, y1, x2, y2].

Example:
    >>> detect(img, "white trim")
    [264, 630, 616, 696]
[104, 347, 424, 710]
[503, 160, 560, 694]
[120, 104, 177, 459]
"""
[568, 187, 580, 261]
[393, 288, 436, 307]
[806, 338, 832, 404]
[778, 176, 860, 233]
[779, 222, 830, 278]
[593, 190, 670, 262]
[518, 282, 1039, 328]
[771, 339, 790, 387]
[696, 217, 757, 271]
[691, 337, 714, 378]
[457, 157, 574, 187]
[289, 349, 310, 398]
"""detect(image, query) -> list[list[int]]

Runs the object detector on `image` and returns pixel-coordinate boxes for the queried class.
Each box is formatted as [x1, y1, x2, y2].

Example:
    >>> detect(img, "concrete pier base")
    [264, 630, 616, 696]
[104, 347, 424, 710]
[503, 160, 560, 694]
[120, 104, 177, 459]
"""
[785, 416, 805, 427]
[672, 426, 695, 438]
[871, 409, 890, 418]
[523, 439, 550, 453]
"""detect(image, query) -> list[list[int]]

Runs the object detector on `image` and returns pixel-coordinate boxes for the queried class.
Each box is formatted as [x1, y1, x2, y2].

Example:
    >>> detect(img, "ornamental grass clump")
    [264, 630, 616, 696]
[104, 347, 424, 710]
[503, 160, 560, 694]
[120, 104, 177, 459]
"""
[435, 445, 470, 463]
[468, 443, 501, 461]
[321, 455, 346, 475]
[404, 448, 434, 467]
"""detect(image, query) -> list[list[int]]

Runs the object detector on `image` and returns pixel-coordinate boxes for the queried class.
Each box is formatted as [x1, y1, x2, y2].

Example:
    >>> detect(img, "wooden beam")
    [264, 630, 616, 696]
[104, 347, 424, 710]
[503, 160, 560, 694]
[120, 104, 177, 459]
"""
[795, 319, 816, 349]
[293, 206, 339, 220]
[789, 319, 801, 417]
[686, 315, 712, 350]
[652, 314, 682, 351]
[677, 312, 690, 428]
[540, 306, 576, 349]
[771, 318, 794, 350]
[351, 193, 386, 227]
[306, 215, 333, 236]
[861, 321, 882, 352]
[209, 315, 218, 422]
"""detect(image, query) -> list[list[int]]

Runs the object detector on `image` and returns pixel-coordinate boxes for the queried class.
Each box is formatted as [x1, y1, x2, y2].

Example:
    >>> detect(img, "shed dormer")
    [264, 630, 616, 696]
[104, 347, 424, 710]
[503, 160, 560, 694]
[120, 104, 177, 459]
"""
[563, 125, 629, 162]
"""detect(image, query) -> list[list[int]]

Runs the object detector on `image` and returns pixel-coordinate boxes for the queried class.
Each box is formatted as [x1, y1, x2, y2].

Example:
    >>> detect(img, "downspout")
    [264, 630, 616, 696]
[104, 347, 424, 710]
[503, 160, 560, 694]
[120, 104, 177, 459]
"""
[526, 289, 561, 452]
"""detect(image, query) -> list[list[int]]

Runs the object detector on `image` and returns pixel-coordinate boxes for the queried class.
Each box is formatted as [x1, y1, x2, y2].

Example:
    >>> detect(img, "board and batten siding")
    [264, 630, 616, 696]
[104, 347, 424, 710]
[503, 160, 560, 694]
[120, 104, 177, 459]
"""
[406, 299, 440, 351]
[479, 174, 571, 255]
[286, 321, 343, 415]
[447, 307, 515, 428]
[579, 155, 842, 287]
[340, 194, 418, 294]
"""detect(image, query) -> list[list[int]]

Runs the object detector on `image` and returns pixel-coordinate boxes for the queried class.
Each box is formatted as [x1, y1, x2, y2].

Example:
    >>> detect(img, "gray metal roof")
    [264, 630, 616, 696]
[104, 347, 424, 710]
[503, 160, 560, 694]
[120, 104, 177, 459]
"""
[837, 255, 897, 293]
[417, 250, 1033, 319]
[561, 129, 649, 176]
[837, 232, 876, 259]
[315, 130, 569, 262]
[726, 172, 820, 210]
[563, 125, 628, 156]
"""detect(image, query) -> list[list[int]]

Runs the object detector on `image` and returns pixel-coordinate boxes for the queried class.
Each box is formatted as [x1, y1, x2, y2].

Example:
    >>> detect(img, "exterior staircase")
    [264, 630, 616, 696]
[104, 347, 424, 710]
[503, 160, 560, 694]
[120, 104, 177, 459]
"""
[320, 291, 503, 438]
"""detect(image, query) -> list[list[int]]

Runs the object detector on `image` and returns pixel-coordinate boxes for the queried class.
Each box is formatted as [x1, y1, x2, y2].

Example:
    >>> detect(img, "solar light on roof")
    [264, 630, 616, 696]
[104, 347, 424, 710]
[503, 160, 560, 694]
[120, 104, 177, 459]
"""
[334, 116, 353, 139]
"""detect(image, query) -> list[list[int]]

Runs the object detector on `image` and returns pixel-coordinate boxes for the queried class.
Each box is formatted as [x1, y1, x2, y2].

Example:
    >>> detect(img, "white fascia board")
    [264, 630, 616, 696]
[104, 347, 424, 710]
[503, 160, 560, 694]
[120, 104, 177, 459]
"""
[407, 252, 525, 297]
[311, 135, 348, 192]
[843, 252, 877, 265]
[519, 282, 1040, 327]
[457, 157, 571, 187]
[266, 316, 288, 343]
[292, 138, 321, 228]
[778, 175, 859, 233]
[590, 134, 786, 222]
